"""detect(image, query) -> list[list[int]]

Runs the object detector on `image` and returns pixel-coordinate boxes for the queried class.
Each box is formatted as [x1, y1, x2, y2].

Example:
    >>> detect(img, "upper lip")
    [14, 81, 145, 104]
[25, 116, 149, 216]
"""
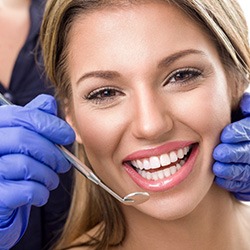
[123, 141, 195, 162]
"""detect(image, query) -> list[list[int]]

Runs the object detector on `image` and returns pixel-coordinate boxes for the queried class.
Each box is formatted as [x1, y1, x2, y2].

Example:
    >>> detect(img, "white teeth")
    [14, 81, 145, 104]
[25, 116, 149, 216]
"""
[177, 148, 184, 159]
[137, 163, 181, 181]
[131, 146, 191, 171]
[169, 151, 178, 162]
[164, 168, 171, 177]
[149, 156, 161, 169]
[160, 154, 171, 166]
[143, 159, 150, 170]
[170, 166, 177, 175]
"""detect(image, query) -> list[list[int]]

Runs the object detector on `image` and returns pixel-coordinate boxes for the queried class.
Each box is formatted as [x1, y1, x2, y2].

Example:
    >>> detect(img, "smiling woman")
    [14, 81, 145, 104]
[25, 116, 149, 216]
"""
[40, 0, 250, 249]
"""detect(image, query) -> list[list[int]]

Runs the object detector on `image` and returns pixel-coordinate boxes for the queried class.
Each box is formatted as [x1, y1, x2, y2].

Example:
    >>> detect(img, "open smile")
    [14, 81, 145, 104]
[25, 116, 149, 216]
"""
[123, 142, 199, 192]
[130, 146, 190, 180]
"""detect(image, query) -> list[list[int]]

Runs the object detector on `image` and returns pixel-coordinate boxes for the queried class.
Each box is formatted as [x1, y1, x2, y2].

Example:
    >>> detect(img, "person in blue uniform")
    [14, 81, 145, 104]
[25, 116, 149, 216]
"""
[0, 0, 74, 249]
[0, 0, 249, 249]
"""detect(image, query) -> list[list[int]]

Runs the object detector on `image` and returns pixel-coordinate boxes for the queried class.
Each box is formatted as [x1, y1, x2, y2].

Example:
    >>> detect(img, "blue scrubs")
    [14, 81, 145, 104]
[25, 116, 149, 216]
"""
[0, 1, 73, 249]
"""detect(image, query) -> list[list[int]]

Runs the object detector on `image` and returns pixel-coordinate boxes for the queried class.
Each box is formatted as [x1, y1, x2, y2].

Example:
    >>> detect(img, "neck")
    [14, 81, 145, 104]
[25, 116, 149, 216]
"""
[121, 185, 250, 250]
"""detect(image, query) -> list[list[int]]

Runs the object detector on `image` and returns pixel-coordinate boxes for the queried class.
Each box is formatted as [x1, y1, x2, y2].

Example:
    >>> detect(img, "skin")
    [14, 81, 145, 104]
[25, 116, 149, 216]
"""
[0, 0, 31, 88]
[66, 2, 250, 249]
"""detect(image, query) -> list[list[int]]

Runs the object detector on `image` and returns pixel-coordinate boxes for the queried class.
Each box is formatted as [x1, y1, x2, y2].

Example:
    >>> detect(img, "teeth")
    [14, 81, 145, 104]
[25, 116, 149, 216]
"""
[177, 148, 184, 159]
[160, 154, 171, 166]
[143, 159, 150, 170]
[131, 146, 190, 171]
[138, 163, 181, 181]
[149, 156, 161, 169]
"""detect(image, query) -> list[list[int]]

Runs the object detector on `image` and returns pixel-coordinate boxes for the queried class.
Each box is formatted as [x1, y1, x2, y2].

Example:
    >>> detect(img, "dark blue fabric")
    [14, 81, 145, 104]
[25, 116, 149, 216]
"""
[0, 0, 53, 106]
[0, 0, 73, 249]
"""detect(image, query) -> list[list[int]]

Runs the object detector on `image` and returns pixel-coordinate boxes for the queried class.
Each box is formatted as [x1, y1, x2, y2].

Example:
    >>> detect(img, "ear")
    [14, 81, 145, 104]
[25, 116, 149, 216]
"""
[64, 105, 83, 144]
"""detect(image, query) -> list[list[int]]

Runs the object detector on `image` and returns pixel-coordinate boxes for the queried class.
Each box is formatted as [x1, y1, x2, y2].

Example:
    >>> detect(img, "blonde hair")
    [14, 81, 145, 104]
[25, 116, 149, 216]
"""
[40, 1, 250, 249]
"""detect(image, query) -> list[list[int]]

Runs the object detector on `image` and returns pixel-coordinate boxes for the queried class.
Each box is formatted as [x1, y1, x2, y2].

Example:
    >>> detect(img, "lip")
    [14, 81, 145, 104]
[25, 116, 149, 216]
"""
[123, 141, 194, 161]
[123, 142, 199, 192]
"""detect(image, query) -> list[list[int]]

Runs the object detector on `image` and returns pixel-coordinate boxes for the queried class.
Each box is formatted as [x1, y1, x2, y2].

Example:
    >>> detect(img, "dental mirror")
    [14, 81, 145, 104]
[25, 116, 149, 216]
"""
[58, 145, 150, 205]
[0, 93, 150, 205]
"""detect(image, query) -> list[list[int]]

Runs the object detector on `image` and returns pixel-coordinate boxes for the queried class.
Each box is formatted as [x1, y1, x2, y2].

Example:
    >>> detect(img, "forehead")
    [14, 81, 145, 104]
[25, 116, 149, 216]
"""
[67, 2, 218, 81]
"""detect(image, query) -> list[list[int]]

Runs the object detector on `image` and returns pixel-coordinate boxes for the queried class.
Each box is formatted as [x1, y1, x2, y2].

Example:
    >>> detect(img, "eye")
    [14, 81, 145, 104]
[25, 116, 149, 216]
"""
[84, 86, 124, 105]
[164, 68, 202, 85]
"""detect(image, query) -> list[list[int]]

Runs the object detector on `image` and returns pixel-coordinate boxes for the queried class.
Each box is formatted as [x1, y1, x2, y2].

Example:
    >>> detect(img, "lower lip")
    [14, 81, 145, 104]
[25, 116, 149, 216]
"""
[123, 144, 199, 192]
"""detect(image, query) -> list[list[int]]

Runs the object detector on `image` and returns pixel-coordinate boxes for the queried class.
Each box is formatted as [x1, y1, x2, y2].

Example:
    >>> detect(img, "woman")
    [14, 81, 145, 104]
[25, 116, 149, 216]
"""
[40, 0, 250, 249]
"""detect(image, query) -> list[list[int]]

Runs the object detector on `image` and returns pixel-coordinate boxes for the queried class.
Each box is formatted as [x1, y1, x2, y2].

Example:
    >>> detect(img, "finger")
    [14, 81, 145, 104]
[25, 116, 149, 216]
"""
[0, 154, 59, 190]
[213, 162, 250, 182]
[0, 180, 50, 209]
[240, 92, 250, 116]
[214, 177, 250, 193]
[24, 94, 58, 116]
[0, 105, 75, 146]
[233, 192, 250, 201]
[220, 117, 250, 143]
[213, 142, 250, 164]
[0, 127, 71, 173]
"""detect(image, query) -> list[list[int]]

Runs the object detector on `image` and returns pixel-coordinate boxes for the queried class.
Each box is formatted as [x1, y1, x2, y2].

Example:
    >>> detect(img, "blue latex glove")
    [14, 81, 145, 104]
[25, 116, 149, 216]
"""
[0, 94, 75, 249]
[213, 92, 250, 201]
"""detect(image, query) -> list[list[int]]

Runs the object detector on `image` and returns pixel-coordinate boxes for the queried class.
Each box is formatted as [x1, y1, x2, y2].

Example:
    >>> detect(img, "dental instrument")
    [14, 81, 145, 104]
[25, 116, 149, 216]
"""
[0, 93, 150, 205]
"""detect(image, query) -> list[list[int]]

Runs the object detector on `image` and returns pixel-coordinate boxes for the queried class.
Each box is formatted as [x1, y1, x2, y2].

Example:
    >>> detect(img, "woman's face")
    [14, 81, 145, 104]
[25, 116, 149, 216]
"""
[66, 2, 232, 219]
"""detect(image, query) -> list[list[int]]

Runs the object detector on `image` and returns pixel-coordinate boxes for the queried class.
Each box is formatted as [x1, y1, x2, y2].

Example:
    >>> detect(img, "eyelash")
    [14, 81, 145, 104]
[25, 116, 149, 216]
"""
[84, 68, 203, 105]
[84, 86, 124, 105]
[164, 67, 202, 85]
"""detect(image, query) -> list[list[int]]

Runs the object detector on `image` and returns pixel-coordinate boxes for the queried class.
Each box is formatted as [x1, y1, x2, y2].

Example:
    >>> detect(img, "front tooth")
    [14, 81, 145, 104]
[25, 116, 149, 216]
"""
[158, 170, 165, 179]
[149, 156, 160, 169]
[170, 151, 178, 163]
[143, 159, 151, 170]
[152, 172, 159, 181]
[160, 153, 171, 166]
[146, 172, 152, 180]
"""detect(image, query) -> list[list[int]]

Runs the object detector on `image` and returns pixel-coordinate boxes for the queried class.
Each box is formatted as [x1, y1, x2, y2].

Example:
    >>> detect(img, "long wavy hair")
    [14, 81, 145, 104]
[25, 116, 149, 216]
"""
[40, 0, 250, 249]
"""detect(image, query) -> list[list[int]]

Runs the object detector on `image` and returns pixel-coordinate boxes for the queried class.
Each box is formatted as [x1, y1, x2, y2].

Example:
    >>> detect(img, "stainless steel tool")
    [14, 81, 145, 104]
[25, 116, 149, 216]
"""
[0, 93, 150, 205]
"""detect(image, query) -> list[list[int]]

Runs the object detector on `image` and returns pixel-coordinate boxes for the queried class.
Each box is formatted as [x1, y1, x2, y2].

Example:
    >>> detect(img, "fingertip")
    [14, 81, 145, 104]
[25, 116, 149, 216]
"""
[61, 126, 76, 145]
[25, 94, 57, 115]
[212, 162, 222, 175]
[56, 161, 72, 174]
[220, 126, 235, 142]
[233, 192, 250, 201]
[240, 92, 250, 116]
[213, 144, 229, 161]
[47, 174, 60, 191]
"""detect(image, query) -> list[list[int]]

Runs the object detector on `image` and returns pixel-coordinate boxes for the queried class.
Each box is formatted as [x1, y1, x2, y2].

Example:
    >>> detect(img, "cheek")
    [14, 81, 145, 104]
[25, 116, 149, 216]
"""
[173, 81, 231, 143]
[74, 107, 126, 164]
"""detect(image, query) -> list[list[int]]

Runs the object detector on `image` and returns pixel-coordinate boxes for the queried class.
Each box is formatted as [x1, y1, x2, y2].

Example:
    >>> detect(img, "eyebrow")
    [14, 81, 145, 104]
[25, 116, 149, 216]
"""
[76, 49, 206, 85]
[76, 70, 121, 85]
[158, 49, 206, 69]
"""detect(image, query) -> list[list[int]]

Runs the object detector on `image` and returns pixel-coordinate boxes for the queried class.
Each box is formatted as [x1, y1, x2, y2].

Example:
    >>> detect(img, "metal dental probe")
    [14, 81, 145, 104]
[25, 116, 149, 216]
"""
[0, 93, 150, 205]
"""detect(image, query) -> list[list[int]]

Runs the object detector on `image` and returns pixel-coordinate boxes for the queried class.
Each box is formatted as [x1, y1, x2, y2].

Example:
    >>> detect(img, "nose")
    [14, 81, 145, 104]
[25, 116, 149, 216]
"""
[131, 89, 173, 140]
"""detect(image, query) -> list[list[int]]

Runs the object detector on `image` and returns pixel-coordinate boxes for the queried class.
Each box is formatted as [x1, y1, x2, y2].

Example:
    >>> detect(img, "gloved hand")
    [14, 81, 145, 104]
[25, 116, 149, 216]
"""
[213, 92, 250, 201]
[0, 94, 75, 249]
